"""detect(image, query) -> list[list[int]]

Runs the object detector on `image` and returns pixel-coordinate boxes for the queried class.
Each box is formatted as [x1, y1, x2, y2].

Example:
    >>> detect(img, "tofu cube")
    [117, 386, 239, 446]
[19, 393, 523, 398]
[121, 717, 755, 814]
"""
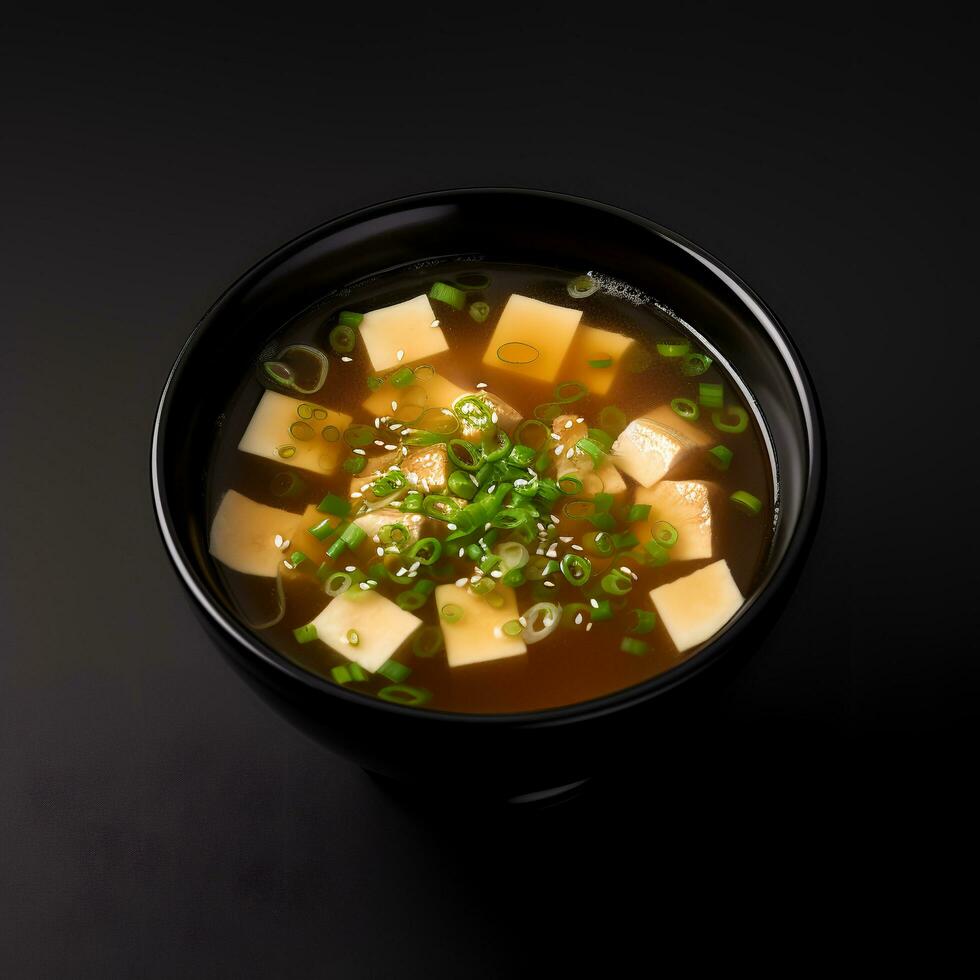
[611, 404, 711, 487]
[362, 369, 468, 422]
[649, 559, 745, 654]
[482, 294, 581, 384]
[556, 457, 627, 498]
[208, 490, 293, 577]
[238, 390, 352, 475]
[435, 583, 527, 668]
[633, 480, 715, 561]
[310, 590, 422, 673]
[359, 294, 449, 372]
[559, 323, 635, 395]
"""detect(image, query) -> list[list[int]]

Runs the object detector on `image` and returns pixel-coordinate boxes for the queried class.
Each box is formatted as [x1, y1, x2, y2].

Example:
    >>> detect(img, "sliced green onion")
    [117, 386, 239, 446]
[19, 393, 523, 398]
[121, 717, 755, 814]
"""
[680, 351, 713, 376]
[589, 599, 614, 621]
[428, 281, 466, 309]
[338, 310, 363, 328]
[422, 494, 461, 522]
[670, 397, 700, 421]
[378, 685, 431, 706]
[699, 382, 724, 408]
[289, 420, 315, 442]
[582, 530, 614, 558]
[567, 275, 598, 298]
[656, 339, 690, 358]
[482, 429, 512, 463]
[730, 490, 763, 515]
[321, 424, 341, 442]
[396, 589, 427, 611]
[598, 405, 628, 437]
[469, 577, 495, 596]
[325, 537, 347, 561]
[587, 428, 614, 453]
[292, 623, 317, 644]
[621, 637, 648, 656]
[270, 471, 306, 499]
[708, 445, 734, 470]
[652, 521, 678, 547]
[343, 456, 367, 475]
[317, 493, 350, 518]
[343, 424, 376, 448]
[558, 473, 584, 495]
[712, 406, 749, 434]
[308, 518, 338, 541]
[401, 490, 424, 513]
[261, 344, 329, 394]
[533, 402, 564, 423]
[323, 571, 353, 597]
[378, 659, 412, 683]
[502, 619, 524, 637]
[501, 568, 526, 588]
[447, 439, 484, 471]
[331, 665, 352, 685]
[643, 540, 671, 566]
[560, 553, 592, 586]
[601, 568, 633, 596]
[412, 626, 443, 658]
[448, 470, 477, 499]
[588, 355, 614, 368]
[627, 503, 651, 523]
[611, 531, 638, 551]
[367, 375, 384, 391]
[406, 537, 442, 565]
[339, 523, 367, 549]
[554, 381, 588, 403]
[276, 445, 296, 459]
[561, 602, 591, 628]
[346, 629, 361, 647]
[388, 366, 415, 387]
[575, 437, 605, 468]
[521, 602, 562, 643]
[629, 609, 657, 634]
[440, 603, 463, 623]
[378, 523, 410, 547]
[329, 324, 357, 354]
[469, 301, 490, 323]
[514, 418, 550, 449]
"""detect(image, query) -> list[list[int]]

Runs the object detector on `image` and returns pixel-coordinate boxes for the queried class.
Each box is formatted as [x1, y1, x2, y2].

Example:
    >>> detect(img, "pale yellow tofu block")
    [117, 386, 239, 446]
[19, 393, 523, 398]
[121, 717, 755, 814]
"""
[556, 457, 627, 498]
[285, 503, 338, 569]
[634, 481, 715, 561]
[362, 370, 467, 421]
[560, 324, 634, 395]
[238, 390, 353, 475]
[649, 559, 745, 654]
[359, 294, 449, 372]
[310, 590, 422, 673]
[482, 294, 581, 384]
[435, 583, 527, 668]
[611, 404, 711, 487]
[208, 490, 293, 577]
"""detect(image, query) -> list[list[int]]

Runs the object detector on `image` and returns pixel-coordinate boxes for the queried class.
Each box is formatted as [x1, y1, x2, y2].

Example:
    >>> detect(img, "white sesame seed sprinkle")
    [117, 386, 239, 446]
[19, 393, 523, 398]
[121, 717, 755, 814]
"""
[396, 349, 405, 361]
[564, 420, 573, 429]
[345, 565, 356, 572]
[359, 582, 371, 590]
[455, 577, 468, 588]
[430, 320, 440, 329]
[576, 417, 585, 424]
[374, 439, 385, 447]
[490, 570, 503, 578]
[376, 547, 384, 557]
[384, 444, 397, 451]
[586, 622, 593, 631]
[575, 613, 584, 625]
[476, 382, 488, 389]
[447, 523, 457, 531]
[566, 448, 575, 459]
[560, 536, 574, 543]
[353, 448, 366, 455]
[543, 580, 555, 588]
[391, 401, 398, 412]
[491, 412, 498, 423]
[351, 492, 363, 499]
[341, 356, 353, 363]
[458, 548, 465, 558]
[590, 598, 599, 608]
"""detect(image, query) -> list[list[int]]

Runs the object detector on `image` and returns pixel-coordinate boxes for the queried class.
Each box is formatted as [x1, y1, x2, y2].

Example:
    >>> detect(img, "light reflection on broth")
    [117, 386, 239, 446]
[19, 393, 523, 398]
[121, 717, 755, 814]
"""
[206, 261, 775, 714]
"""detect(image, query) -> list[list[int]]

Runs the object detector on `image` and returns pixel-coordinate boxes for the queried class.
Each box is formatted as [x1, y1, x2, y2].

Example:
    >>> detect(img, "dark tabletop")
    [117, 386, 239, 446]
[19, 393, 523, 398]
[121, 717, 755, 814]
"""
[1, 9, 975, 977]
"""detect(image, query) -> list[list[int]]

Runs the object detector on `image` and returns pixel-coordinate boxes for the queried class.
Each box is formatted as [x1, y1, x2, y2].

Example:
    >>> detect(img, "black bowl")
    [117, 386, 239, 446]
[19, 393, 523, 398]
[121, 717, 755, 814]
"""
[152, 189, 824, 801]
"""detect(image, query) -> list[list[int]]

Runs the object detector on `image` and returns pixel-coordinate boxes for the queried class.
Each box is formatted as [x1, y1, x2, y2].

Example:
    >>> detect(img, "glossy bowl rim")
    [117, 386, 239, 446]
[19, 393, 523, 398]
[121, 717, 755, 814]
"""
[151, 186, 825, 730]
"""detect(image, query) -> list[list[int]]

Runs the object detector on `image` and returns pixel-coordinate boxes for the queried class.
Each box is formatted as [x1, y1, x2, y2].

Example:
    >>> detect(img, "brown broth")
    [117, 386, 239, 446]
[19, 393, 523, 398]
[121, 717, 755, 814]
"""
[206, 260, 776, 714]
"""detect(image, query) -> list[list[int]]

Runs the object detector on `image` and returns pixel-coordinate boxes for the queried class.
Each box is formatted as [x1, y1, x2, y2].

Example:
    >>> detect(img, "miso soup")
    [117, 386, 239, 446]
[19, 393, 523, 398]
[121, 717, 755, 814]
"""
[206, 261, 775, 713]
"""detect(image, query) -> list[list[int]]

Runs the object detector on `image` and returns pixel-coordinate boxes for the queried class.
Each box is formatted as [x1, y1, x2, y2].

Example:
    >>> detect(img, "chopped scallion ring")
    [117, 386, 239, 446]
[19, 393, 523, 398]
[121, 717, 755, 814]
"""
[656, 339, 690, 358]
[712, 406, 749, 433]
[502, 619, 524, 637]
[329, 324, 357, 354]
[587, 355, 614, 368]
[621, 637, 648, 656]
[698, 382, 724, 408]
[652, 521, 678, 547]
[708, 445, 734, 470]
[440, 603, 463, 623]
[293, 623, 317, 644]
[680, 351, 713, 376]
[428, 281, 467, 309]
[729, 490, 763, 515]
[378, 685, 431, 706]
[469, 301, 490, 323]
[670, 397, 700, 420]
[567, 275, 598, 298]
[628, 609, 657, 635]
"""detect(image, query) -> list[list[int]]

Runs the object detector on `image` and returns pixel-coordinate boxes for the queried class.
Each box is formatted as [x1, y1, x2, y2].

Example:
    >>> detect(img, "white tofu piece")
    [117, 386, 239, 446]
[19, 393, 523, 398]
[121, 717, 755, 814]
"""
[634, 480, 715, 561]
[556, 458, 627, 498]
[649, 559, 745, 654]
[208, 490, 293, 577]
[611, 404, 711, 487]
[310, 590, 422, 673]
[482, 294, 581, 384]
[560, 323, 635, 396]
[402, 444, 450, 493]
[359, 294, 449, 372]
[435, 583, 527, 668]
[238, 390, 352, 475]
[362, 370, 467, 421]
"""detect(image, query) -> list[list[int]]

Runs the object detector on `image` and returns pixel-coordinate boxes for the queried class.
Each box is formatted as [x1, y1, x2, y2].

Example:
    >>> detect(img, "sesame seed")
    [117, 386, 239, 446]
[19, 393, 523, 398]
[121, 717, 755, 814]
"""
[431, 320, 440, 329]
[458, 548, 465, 558]
[351, 492, 363, 499]
[543, 580, 555, 588]
[519, 616, 528, 627]
[564, 420, 573, 429]
[574, 613, 584, 625]
[376, 547, 384, 557]
[384, 444, 397, 451]
[490, 570, 503, 578]
[566, 448, 575, 459]
[576, 417, 585, 424]
[341, 356, 353, 363]
[491, 412, 498, 423]
[396, 349, 405, 361]
[554, 446, 563, 456]
[455, 577, 468, 588]
[274, 534, 284, 549]
[366, 580, 378, 587]
[560, 536, 574, 543]
[476, 382, 488, 389]
[550, 432, 561, 441]
[359, 583, 371, 590]
[391, 401, 398, 412]
[353, 448, 366, 455]
[590, 598, 599, 608]
[374, 439, 385, 446]
[345, 565, 357, 572]
[586, 622, 593, 631]
[447, 523, 457, 531]
[389, 422, 402, 430]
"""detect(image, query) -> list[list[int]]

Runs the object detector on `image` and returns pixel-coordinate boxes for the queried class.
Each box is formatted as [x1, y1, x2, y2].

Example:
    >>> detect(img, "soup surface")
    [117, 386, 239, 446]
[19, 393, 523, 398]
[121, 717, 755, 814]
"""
[206, 260, 775, 713]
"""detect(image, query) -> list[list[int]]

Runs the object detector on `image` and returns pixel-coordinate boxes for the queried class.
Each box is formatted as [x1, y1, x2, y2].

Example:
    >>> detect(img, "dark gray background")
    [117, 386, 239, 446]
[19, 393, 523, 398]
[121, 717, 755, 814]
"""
[2, 8, 975, 977]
